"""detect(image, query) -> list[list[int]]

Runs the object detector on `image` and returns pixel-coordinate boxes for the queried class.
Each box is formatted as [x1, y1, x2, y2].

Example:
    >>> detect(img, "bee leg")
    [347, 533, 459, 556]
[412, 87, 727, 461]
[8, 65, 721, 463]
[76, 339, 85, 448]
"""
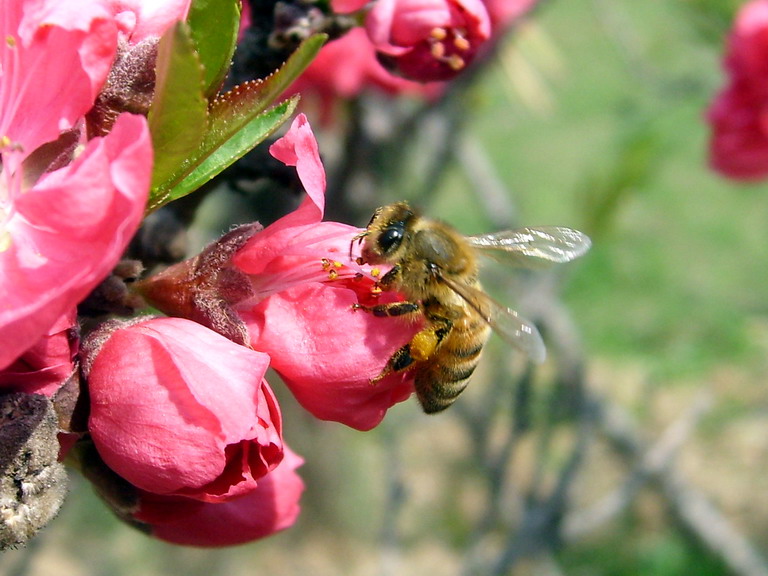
[370, 321, 452, 384]
[353, 301, 420, 317]
[370, 344, 417, 384]
[377, 265, 400, 287]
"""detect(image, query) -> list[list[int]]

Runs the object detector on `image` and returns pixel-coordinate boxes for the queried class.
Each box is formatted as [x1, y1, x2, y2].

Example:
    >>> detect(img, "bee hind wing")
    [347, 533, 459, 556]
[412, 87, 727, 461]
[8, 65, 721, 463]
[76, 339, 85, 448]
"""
[439, 275, 546, 363]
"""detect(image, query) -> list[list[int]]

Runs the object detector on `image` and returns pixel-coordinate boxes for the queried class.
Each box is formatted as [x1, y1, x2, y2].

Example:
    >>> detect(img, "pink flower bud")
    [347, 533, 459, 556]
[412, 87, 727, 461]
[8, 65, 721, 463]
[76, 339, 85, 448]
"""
[135, 447, 304, 547]
[707, 0, 768, 180]
[86, 317, 283, 502]
[365, 0, 492, 81]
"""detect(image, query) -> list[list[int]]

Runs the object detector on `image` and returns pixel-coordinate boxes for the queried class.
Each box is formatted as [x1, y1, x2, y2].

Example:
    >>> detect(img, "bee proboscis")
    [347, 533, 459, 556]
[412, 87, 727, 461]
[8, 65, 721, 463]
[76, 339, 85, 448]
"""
[351, 201, 590, 414]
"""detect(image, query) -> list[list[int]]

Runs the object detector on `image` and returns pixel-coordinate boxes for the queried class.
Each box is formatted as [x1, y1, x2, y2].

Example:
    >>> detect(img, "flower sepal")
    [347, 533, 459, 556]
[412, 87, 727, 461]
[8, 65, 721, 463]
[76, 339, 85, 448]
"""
[135, 224, 261, 346]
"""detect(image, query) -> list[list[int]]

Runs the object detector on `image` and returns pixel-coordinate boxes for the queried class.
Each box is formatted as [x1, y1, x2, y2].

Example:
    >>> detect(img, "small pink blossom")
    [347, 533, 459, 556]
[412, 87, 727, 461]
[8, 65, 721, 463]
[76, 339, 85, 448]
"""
[289, 27, 443, 123]
[135, 447, 304, 547]
[86, 317, 283, 503]
[365, 0, 492, 81]
[0, 309, 77, 397]
[707, 0, 768, 180]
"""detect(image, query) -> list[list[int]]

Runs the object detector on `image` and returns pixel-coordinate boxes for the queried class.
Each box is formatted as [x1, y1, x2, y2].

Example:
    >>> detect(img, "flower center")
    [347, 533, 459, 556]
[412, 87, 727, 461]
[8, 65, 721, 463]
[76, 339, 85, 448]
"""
[428, 26, 472, 71]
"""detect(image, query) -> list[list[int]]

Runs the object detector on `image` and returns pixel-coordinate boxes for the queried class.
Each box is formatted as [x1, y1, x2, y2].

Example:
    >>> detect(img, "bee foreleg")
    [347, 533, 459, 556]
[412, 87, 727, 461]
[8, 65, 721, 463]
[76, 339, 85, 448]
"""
[377, 265, 401, 287]
[353, 301, 420, 317]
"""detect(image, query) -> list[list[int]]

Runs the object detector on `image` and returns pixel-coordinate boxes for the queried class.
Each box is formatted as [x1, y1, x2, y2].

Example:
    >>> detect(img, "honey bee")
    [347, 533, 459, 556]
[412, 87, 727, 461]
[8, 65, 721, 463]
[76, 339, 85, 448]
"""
[351, 201, 591, 413]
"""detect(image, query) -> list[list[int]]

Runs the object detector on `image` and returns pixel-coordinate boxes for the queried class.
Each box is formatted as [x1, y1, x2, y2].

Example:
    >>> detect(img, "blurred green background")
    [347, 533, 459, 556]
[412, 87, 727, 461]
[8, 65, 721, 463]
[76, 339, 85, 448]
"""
[5, 1, 768, 575]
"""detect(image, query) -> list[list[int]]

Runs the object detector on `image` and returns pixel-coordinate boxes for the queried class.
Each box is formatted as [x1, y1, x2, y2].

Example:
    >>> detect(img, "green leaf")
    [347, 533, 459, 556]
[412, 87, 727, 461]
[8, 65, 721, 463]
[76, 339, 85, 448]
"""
[148, 97, 299, 212]
[187, 0, 241, 98]
[148, 22, 208, 191]
[146, 35, 327, 213]
[219, 34, 326, 115]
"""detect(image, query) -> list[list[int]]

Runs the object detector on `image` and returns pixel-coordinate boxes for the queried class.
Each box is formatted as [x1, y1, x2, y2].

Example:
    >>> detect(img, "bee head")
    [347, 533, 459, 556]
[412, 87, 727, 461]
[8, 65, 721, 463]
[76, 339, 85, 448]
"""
[359, 202, 415, 264]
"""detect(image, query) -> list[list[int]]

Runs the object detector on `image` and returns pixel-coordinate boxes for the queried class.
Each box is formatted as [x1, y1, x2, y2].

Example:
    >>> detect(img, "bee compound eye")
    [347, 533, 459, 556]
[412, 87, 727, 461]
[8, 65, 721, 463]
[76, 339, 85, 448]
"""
[378, 224, 404, 253]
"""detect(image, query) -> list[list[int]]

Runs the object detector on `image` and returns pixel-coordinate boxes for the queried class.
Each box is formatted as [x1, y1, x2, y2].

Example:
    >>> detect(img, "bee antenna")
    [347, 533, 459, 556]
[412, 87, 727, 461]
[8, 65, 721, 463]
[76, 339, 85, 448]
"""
[349, 231, 367, 260]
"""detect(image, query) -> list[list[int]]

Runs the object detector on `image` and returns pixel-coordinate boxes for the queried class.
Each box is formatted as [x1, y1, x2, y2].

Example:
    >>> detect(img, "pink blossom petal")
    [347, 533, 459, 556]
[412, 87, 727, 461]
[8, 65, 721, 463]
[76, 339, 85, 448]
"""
[269, 113, 326, 223]
[233, 114, 330, 276]
[332, 0, 369, 12]
[0, 0, 117, 159]
[0, 112, 151, 370]
[482, 0, 539, 31]
[136, 447, 304, 547]
[243, 283, 417, 430]
[103, 0, 192, 42]
[0, 308, 76, 396]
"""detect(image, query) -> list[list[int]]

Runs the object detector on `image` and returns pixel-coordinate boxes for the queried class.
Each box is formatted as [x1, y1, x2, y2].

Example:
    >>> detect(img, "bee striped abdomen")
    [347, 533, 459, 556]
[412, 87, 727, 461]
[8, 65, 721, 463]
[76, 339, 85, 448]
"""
[414, 318, 491, 414]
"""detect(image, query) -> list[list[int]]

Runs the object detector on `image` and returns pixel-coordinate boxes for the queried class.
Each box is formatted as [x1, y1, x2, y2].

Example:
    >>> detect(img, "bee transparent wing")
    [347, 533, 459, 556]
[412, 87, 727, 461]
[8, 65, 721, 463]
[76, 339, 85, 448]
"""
[439, 275, 546, 363]
[467, 226, 591, 267]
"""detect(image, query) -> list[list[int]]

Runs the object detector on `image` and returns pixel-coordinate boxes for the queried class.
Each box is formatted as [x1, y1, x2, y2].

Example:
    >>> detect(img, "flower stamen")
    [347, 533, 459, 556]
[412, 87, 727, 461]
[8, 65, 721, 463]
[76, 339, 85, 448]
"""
[427, 27, 469, 71]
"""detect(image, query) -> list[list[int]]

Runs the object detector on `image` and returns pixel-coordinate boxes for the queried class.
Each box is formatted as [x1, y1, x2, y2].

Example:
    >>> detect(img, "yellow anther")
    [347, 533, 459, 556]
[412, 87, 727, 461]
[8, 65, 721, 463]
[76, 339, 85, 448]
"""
[454, 36, 470, 52]
[431, 41, 446, 59]
[0, 231, 11, 253]
[430, 27, 448, 41]
[445, 54, 465, 71]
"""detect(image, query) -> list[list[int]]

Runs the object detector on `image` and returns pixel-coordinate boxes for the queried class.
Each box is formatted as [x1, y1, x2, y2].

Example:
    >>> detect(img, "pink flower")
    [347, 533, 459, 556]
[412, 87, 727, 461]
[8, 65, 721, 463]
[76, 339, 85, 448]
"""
[0, 113, 151, 370]
[365, 0, 492, 81]
[0, 0, 117, 172]
[0, 309, 77, 397]
[707, 0, 768, 180]
[289, 28, 442, 124]
[231, 116, 419, 430]
[135, 447, 304, 547]
[0, 0, 153, 370]
[86, 317, 284, 502]
[137, 115, 419, 430]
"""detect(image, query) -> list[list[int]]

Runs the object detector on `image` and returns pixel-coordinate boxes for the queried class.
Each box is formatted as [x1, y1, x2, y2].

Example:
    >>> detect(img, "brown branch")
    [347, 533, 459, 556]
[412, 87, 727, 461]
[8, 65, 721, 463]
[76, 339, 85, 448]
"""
[570, 391, 768, 576]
